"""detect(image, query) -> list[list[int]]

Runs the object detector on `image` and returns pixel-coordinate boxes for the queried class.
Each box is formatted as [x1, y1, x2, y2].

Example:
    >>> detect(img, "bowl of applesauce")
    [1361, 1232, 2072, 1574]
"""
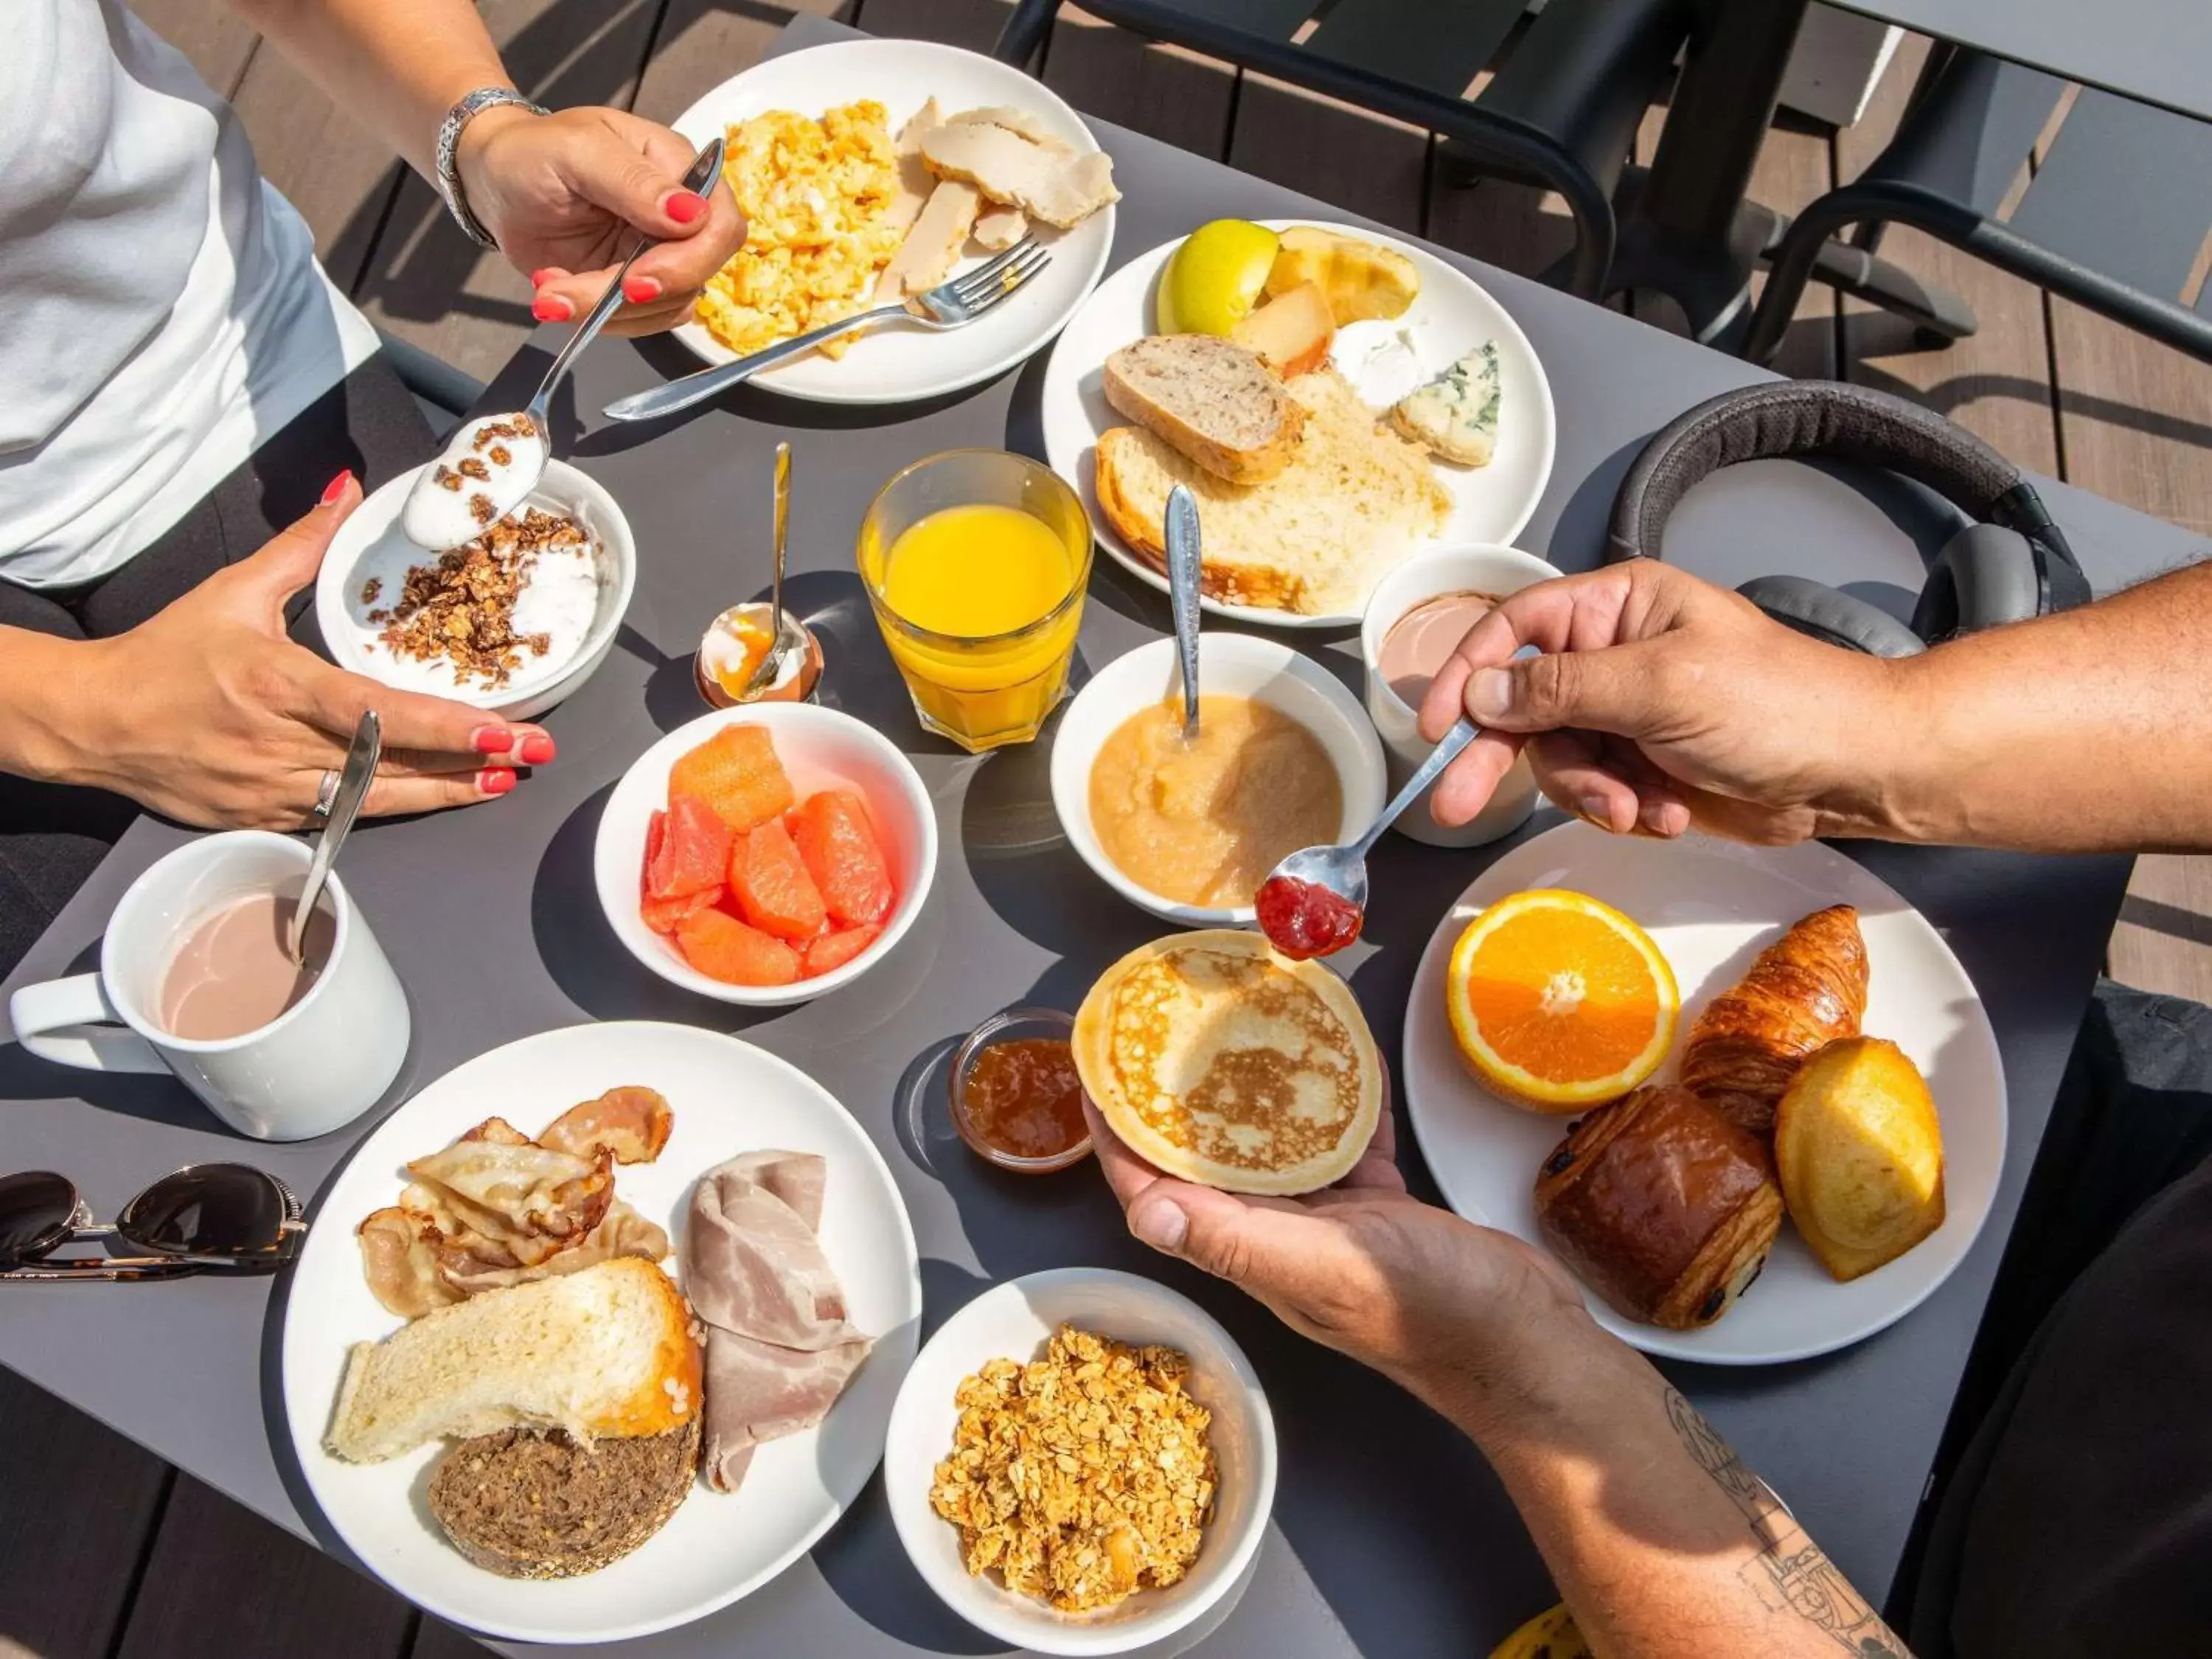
[1050, 635, 1387, 927]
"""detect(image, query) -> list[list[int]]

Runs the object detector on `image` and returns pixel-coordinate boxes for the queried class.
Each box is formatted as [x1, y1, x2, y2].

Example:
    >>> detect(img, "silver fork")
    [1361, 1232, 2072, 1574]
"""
[603, 237, 1052, 422]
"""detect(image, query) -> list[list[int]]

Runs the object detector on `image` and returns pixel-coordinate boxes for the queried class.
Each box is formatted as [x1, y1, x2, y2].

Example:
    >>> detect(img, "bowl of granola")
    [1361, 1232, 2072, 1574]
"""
[313, 457, 636, 721]
[884, 1268, 1276, 1656]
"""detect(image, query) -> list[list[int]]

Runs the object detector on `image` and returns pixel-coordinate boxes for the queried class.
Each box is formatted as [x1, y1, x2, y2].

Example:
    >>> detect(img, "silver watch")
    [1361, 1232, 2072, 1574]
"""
[435, 87, 548, 249]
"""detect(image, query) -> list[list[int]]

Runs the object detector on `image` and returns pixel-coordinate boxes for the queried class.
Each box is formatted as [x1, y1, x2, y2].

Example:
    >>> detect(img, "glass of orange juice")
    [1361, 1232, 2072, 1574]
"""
[858, 450, 1092, 752]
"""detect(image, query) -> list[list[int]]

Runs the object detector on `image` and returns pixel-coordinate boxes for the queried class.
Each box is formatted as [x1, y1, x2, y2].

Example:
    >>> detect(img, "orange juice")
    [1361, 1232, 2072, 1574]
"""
[859, 454, 1091, 751]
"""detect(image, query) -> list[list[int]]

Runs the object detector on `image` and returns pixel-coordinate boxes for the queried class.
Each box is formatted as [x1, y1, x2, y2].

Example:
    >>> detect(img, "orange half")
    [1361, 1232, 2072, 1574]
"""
[1445, 889, 1678, 1113]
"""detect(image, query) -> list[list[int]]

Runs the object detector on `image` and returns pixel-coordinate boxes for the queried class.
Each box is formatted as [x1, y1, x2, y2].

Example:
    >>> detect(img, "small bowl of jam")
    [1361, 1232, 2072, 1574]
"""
[947, 1007, 1091, 1173]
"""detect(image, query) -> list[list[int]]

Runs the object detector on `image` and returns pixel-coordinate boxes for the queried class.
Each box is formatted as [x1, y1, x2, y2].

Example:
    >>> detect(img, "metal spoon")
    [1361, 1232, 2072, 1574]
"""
[402, 137, 726, 550]
[1257, 645, 1540, 957]
[1164, 484, 1203, 740]
[288, 710, 380, 966]
[740, 441, 807, 698]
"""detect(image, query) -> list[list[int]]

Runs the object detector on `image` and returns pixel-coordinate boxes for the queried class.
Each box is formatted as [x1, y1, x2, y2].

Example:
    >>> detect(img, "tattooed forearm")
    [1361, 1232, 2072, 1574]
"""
[1663, 1388, 1912, 1659]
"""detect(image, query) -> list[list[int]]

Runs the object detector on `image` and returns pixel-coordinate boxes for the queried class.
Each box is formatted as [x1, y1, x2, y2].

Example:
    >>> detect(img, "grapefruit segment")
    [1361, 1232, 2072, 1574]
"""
[646, 793, 731, 900]
[675, 908, 801, 987]
[669, 724, 794, 832]
[641, 885, 722, 935]
[791, 790, 894, 926]
[728, 818, 829, 941]
[802, 923, 883, 977]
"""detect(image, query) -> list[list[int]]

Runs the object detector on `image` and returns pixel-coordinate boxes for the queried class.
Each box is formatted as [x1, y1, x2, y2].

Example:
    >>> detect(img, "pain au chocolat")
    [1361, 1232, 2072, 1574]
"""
[1074, 930, 1382, 1195]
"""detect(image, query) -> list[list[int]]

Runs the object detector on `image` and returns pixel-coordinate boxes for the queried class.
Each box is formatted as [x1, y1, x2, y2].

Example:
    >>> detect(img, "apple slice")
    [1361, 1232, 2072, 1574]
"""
[1230, 281, 1336, 378]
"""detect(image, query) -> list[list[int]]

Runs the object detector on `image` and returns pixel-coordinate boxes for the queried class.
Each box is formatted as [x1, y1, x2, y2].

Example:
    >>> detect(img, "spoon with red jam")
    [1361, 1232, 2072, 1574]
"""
[1256, 645, 1537, 959]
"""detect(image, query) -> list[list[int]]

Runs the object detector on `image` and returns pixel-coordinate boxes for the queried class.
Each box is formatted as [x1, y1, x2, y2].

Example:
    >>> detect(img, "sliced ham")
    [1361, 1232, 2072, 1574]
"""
[946, 105, 1070, 150]
[918, 119, 1119, 229]
[873, 179, 980, 302]
[973, 204, 1029, 250]
[684, 1150, 874, 1494]
[884, 97, 945, 236]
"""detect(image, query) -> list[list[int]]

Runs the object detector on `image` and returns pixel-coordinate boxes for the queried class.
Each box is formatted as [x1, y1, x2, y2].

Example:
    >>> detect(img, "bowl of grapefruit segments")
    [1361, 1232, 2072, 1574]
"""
[1443, 889, 1679, 1112]
[593, 704, 939, 1006]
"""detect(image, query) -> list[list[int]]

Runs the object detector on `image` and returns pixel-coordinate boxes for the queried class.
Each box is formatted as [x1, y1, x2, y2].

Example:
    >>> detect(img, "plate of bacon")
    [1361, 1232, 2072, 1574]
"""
[279, 1020, 922, 1643]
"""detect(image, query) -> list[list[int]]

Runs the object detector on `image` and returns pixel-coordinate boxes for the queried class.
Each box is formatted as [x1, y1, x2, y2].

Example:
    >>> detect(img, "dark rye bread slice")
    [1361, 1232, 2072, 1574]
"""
[1102, 333, 1303, 484]
[428, 1416, 699, 1580]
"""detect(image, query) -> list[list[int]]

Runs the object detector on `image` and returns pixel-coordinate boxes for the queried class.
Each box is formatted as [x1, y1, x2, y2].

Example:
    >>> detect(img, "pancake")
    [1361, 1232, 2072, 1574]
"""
[1073, 931, 1382, 1194]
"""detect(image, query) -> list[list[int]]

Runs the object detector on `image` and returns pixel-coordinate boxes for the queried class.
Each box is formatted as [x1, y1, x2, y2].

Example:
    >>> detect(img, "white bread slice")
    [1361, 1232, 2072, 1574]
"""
[326, 1257, 701, 1464]
[1096, 366, 1450, 616]
[1102, 335, 1303, 485]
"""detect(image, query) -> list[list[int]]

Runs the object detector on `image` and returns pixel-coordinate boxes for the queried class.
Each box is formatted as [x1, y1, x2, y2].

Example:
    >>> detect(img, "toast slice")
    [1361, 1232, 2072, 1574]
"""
[1096, 366, 1450, 616]
[1102, 334, 1302, 485]
[428, 1417, 700, 1579]
[326, 1256, 701, 1464]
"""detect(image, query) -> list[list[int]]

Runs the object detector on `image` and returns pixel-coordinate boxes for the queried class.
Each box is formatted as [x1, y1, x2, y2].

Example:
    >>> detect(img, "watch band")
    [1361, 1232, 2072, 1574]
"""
[435, 87, 548, 249]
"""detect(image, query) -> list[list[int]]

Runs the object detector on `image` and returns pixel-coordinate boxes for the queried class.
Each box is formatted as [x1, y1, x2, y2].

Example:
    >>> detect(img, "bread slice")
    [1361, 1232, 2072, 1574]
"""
[1102, 335, 1302, 485]
[428, 1417, 699, 1579]
[1096, 366, 1451, 616]
[326, 1257, 701, 1464]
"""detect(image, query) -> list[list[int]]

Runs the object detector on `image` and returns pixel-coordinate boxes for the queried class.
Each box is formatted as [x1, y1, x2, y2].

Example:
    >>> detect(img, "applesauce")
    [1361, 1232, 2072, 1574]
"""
[1088, 696, 1343, 908]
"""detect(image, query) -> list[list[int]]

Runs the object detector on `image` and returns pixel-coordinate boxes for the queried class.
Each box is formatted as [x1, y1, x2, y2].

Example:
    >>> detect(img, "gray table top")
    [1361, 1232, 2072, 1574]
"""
[1829, 0, 2212, 123]
[4, 14, 2206, 1656]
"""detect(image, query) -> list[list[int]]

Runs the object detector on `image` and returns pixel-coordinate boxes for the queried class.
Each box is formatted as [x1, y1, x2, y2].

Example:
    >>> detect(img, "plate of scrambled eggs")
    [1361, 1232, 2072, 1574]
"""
[668, 38, 1117, 405]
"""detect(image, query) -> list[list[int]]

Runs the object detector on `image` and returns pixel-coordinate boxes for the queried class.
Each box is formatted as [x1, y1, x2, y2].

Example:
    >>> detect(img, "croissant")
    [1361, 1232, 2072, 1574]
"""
[1680, 905, 1868, 1138]
[1533, 1085, 1784, 1329]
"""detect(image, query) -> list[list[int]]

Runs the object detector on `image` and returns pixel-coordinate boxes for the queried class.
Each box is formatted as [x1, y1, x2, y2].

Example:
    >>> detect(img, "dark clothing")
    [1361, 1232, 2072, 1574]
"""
[0, 355, 435, 977]
[1911, 979, 2212, 1656]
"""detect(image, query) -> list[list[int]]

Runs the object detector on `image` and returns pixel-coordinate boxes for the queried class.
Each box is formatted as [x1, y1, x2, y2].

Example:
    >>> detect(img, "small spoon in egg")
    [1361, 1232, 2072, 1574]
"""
[401, 137, 725, 552]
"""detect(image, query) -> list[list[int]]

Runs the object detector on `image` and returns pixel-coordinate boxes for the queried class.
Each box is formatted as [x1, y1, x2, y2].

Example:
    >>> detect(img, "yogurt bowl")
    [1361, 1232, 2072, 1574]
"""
[1050, 634, 1386, 928]
[313, 459, 636, 723]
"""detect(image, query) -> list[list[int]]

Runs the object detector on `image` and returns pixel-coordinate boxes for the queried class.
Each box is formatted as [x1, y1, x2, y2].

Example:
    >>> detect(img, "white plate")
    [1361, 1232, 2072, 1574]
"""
[883, 1270, 1276, 1657]
[279, 1021, 924, 1643]
[1400, 822, 2006, 1365]
[1040, 220, 1557, 629]
[666, 38, 1116, 404]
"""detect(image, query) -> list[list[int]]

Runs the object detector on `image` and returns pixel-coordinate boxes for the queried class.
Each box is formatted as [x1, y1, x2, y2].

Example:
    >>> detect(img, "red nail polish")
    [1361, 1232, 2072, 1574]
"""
[478, 767, 517, 796]
[665, 189, 706, 225]
[622, 275, 662, 306]
[519, 734, 556, 766]
[529, 268, 557, 289]
[320, 470, 354, 505]
[532, 293, 573, 324]
[471, 726, 512, 754]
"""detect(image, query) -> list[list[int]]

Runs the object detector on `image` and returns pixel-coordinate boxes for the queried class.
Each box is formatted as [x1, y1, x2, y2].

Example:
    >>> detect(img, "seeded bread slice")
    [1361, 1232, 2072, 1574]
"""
[1102, 334, 1303, 485]
[429, 1417, 699, 1580]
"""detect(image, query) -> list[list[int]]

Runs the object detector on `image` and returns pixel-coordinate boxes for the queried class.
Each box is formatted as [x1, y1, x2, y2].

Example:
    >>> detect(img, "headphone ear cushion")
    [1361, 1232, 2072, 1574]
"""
[1916, 524, 2043, 639]
[1737, 575, 1928, 658]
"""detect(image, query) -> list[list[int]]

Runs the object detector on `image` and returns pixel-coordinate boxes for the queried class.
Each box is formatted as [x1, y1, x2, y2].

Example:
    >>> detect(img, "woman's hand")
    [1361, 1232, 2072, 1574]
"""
[46, 476, 552, 828]
[1416, 561, 1915, 846]
[1090, 1101, 1590, 1430]
[457, 105, 746, 335]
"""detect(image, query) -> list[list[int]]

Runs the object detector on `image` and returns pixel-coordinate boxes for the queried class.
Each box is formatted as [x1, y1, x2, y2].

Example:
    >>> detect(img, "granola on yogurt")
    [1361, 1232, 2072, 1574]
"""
[928, 1326, 1215, 1613]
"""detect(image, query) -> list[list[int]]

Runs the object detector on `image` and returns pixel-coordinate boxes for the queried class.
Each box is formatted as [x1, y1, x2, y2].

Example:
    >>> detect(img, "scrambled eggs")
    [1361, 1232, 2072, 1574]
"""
[695, 102, 904, 359]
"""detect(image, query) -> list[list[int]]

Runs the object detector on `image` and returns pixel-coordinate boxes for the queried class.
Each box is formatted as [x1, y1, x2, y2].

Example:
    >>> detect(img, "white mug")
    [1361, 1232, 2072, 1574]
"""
[7, 832, 410, 1141]
[1360, 544, 1565, 848]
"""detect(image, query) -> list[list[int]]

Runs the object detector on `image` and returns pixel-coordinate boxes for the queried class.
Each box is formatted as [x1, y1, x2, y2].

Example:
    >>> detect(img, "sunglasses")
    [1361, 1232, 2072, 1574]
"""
[0, 1165, 305, 1281]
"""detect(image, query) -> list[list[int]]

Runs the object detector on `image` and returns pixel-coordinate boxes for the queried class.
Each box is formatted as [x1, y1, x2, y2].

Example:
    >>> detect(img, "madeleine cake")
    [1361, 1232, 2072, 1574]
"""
[1073, 930, 1382, 1194]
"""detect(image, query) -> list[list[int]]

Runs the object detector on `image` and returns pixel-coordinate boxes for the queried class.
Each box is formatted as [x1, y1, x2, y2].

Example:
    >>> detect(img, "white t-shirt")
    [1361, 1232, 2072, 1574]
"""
[0, 0, 381, 589]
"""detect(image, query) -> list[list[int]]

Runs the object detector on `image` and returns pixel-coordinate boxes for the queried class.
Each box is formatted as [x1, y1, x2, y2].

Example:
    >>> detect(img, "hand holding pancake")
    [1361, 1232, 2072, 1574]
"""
[1088, 1099, 1587, 1428]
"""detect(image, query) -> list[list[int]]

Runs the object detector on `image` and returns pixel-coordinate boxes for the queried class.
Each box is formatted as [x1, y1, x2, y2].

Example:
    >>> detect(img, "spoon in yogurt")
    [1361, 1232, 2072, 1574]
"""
[1255, 644, 1540, 959]
[400, 137, 726, 552]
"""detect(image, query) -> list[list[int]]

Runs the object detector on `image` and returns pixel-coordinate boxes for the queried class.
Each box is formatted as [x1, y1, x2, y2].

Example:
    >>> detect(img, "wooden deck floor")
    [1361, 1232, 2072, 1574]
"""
[7, 4, 2210, 1657]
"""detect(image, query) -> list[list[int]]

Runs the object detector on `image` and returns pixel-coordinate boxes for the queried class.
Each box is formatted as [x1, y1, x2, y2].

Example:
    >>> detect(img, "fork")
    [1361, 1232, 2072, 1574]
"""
[602, 237, 1052, 422]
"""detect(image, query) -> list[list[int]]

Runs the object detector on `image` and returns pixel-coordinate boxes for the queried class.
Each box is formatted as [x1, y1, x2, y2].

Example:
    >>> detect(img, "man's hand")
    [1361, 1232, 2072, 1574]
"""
[459, 105, 746, 335]
[1415, 561, 1913, 844]
[1089, 1100, 1587, 1429]
[32, 476, 552, 827]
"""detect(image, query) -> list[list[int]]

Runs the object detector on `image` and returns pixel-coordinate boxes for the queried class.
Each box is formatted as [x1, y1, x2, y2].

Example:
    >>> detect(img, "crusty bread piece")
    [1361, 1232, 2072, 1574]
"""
[428, 1417, 699, 1579]
[326, 1257, 701, 1464]
[1102, 335, 1302, 485]
[1096, 366, 1450, 616]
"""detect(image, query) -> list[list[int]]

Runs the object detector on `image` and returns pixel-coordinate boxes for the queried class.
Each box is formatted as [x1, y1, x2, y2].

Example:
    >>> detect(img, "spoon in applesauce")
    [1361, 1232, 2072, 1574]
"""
[1164, 484, 1203, 740]
[1256, 644, 1540, 959]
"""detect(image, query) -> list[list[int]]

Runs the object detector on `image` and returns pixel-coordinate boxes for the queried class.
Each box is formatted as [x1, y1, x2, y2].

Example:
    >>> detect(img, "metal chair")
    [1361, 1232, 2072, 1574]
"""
[991, 0, 1698, 302]
[1745, 46, 2212, 367]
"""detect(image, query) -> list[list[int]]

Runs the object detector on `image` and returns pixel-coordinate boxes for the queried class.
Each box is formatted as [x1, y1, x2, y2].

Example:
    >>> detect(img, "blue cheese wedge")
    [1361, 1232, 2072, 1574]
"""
[1389, 341, 1501, 467]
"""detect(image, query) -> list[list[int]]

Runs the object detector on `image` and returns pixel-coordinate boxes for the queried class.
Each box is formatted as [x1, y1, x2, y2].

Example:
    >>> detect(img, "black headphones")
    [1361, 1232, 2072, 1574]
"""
[1607, 380, 2092, 656]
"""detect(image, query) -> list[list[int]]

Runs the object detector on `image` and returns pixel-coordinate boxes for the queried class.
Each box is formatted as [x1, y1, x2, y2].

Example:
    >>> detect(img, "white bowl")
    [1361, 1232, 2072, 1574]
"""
[593, 703, 938, 1006]
[314, 459, 637, 723]
[1358, 543, 1564, 848]
[1050, 635, 1388, 925]
[884, 1270, 1277, 1658]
